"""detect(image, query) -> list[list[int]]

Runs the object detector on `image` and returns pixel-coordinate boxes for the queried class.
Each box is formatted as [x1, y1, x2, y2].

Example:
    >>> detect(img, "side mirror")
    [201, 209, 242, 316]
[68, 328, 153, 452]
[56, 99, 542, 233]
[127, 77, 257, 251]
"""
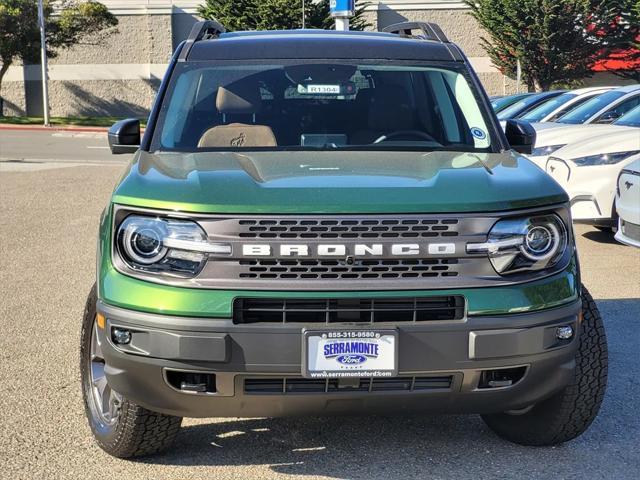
[505, 119, 536, 155]
[108, 118, 140, 154]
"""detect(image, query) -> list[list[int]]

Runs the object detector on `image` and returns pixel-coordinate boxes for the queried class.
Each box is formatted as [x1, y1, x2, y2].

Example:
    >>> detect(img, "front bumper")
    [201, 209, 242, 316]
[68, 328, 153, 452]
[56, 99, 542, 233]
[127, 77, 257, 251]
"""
[546, 159, 635, 224]
[97, 299, 581, 418]
[615, 219, 640, 248]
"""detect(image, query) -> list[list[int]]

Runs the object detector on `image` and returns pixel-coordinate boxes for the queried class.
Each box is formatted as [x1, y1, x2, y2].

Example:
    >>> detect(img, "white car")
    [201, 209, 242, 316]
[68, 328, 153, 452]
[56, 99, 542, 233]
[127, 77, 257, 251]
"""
[527, 104, 640, 168]
[519, 86, 614, 123]
[551, 84, 640, 126]
[615, 156, 640, 247]
[544, 128, 640, 230]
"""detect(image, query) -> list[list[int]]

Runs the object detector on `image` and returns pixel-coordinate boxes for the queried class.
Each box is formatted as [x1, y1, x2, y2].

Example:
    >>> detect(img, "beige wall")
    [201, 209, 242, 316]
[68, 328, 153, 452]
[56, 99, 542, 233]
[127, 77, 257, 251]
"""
[1, 81, 27, 116]
[377, 9, 486, 56]
[2, 13, 175, 117]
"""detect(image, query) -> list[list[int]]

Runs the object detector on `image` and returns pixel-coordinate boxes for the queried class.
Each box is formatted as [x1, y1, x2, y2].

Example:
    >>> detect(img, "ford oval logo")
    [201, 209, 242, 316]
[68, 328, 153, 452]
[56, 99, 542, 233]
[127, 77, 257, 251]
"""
[336, 354, 367, 365]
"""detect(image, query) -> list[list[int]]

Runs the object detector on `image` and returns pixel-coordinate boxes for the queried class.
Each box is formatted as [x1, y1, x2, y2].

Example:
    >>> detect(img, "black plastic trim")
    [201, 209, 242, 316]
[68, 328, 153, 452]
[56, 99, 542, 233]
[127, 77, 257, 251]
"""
[140, 41, 184, 152]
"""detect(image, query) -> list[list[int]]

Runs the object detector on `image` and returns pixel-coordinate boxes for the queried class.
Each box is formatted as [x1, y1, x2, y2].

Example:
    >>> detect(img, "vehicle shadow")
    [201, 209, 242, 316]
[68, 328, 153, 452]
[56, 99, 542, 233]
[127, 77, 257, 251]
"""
[580, 228, 620, 245]
[135, 298, 639, 479]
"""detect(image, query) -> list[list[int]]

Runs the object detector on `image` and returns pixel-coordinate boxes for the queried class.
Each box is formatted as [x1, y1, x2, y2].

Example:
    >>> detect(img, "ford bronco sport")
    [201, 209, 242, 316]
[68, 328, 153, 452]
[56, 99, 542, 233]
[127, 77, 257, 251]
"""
[81, 21, 608, 458]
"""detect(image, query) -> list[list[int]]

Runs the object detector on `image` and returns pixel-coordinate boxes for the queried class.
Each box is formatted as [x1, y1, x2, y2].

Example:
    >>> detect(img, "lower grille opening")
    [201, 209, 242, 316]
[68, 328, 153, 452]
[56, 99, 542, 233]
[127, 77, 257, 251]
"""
[234, 296, 465, 324]
[244, 375, 454, 394]
[478, 367, 527, 389]
[165, 370, 216, 394]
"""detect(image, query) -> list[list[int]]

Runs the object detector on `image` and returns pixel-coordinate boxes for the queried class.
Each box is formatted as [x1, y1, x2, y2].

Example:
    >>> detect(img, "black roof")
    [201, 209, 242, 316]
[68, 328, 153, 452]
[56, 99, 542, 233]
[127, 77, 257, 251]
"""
[186, 30, 462, 62]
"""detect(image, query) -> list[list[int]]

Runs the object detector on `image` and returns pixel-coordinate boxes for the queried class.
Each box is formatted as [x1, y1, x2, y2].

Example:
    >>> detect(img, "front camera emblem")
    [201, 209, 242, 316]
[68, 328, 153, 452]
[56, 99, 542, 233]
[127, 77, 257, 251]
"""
[625, 181, 634, 190]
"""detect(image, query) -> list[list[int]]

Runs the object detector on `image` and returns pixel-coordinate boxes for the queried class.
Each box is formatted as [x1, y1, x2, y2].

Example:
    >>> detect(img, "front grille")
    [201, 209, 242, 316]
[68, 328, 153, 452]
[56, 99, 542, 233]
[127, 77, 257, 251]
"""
[244, 376, 454, 394]
[233, 296, 465, 324]
[622, 220, 640, 242]
[237, 218, 460, 239]
[238, 258, 460, 280]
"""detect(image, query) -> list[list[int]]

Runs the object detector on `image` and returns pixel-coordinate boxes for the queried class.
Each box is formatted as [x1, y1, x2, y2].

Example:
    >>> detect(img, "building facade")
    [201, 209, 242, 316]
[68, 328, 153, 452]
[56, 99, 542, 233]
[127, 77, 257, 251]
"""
[0, 0, 626, 118]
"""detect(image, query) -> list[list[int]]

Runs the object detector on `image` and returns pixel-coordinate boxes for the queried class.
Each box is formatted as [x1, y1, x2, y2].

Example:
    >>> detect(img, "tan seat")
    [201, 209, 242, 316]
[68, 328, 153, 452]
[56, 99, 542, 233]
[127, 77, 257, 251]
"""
[198, 82, 277, 148]
[198, 123, 277, 148]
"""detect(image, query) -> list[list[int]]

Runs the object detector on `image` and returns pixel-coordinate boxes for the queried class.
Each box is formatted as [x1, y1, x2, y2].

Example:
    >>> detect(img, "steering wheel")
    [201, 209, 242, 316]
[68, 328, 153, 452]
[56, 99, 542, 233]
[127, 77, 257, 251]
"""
[373, 130, 436, 144]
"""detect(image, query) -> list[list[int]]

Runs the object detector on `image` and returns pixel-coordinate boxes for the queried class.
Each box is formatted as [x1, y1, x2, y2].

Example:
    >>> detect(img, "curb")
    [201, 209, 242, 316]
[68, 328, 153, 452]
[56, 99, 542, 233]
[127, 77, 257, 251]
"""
[0, 124, 109, 133]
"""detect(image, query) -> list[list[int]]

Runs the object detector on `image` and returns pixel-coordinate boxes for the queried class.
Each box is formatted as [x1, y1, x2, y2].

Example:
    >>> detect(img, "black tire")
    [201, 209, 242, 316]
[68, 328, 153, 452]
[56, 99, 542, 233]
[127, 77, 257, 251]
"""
[595, 205, 619, 233]
[481, 285, 608, 446]
[80, 284, 182, 458]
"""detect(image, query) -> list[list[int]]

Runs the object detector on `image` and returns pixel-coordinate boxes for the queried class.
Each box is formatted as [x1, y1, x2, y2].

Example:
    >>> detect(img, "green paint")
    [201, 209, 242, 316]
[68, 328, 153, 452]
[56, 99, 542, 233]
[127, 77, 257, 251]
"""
[98, 149, 578, 317]
[99, 257, 578, 318]
[111, 150, 567, 214]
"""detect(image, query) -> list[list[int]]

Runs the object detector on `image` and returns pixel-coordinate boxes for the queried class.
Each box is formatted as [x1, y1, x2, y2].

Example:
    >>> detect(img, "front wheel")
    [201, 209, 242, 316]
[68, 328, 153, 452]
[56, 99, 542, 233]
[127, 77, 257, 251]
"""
[80, 285, 182, 458]
[481, 286, 608, 446]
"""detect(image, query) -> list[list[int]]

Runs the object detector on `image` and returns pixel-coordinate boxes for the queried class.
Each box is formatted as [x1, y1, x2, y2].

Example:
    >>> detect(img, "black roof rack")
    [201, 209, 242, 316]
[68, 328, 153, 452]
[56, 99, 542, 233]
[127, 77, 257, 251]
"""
[382, 21, 450, 43]
[179, 20, 226, 61]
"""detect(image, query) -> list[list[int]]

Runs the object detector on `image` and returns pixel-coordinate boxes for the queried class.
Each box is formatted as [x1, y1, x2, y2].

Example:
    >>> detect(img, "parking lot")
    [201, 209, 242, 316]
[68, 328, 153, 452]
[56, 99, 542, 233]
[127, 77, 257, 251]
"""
[1, 130, 639, 480]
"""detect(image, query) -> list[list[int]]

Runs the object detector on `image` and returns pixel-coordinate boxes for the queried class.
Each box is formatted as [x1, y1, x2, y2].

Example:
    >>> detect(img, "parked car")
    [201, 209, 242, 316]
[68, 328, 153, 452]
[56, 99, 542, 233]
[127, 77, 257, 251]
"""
[545, 128, 640, 230]
[615, 156, 640, 247]
[518, 87, 614, 123]
[496, 90, 566, 120]
[527, 104, 640, 167]
[83, 20, 608, 457]
[491, 92, 534, 113]
[553, 84, 640, 125]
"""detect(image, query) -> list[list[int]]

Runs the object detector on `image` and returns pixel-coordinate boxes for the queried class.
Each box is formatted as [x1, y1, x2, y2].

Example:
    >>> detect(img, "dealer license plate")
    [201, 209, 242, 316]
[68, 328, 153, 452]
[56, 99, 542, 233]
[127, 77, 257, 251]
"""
[302, 329, 398, 378]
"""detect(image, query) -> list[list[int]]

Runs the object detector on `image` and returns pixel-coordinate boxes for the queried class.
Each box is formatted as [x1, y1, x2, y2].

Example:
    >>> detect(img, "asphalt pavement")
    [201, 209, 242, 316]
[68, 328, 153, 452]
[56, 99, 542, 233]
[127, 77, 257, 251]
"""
[0, 130, 639, 480]
[0, 128, 132, 164]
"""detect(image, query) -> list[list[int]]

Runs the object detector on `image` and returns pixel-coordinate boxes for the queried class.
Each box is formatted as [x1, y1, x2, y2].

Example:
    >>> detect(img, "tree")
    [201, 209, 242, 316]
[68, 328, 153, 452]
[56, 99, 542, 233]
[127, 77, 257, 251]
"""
[464, 0, 640, 91]
[198, 0, 371, 32]
[604, 0, 640, 82]
[0, 0, 117, 94]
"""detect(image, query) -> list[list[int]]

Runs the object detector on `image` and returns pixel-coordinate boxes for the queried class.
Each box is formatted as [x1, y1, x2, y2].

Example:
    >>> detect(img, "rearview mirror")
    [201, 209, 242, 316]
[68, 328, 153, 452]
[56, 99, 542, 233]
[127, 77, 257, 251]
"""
[505, 119, 536, 155]
[108, 119, 140, 154]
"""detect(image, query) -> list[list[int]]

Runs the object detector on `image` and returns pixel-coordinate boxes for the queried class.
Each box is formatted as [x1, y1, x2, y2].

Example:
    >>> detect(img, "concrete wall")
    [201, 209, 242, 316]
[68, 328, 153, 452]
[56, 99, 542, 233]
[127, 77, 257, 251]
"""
[16, 13, 172, 117]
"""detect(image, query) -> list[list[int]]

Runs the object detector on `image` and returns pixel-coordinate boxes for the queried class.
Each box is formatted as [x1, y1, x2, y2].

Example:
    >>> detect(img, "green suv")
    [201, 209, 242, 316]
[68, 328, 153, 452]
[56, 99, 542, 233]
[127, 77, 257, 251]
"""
[81, 21, 608, 458]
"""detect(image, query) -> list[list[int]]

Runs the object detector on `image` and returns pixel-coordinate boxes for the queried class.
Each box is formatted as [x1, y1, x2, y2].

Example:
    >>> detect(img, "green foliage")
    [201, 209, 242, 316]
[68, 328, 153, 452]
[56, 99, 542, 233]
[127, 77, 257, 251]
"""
[464, 0, 640, 91]
[0, 0, 117, 91]
[198, 0, 371, 32]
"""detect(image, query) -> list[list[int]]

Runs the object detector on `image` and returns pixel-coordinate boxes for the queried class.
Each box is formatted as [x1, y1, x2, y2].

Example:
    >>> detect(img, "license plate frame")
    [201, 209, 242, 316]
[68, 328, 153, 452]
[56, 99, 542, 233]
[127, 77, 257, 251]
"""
[301, 329, 398, 379]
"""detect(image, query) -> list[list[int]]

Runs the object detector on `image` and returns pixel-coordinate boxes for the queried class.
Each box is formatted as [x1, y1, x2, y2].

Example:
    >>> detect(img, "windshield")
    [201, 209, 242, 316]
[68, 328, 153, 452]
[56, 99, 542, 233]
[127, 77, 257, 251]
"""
[556, 90, 626, 124]
[152, 61, 494, 152]
[519, 92, 577, 122]
[491, 93, 531, 112]
[496, 92, 563, 121]
[614, 105, 640, 127]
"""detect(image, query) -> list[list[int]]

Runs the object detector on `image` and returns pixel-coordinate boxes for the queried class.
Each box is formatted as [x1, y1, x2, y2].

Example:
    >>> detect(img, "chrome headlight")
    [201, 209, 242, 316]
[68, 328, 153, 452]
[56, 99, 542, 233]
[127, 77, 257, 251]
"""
[467, 214, 568, 274]
[116, 215, 231, 276]
[572, 150, 639, 166]
[530, 144, 565, 157]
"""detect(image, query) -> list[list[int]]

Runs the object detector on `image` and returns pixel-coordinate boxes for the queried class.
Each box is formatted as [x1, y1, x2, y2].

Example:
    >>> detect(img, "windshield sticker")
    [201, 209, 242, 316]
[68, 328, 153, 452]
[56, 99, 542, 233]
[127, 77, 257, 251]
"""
[471, 127, 487, 140]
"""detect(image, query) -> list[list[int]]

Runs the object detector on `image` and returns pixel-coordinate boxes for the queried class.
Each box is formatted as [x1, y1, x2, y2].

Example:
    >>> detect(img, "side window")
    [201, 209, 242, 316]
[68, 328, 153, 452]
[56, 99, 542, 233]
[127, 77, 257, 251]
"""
[596, 94, 640, 123]
[548, 95, 594, 121]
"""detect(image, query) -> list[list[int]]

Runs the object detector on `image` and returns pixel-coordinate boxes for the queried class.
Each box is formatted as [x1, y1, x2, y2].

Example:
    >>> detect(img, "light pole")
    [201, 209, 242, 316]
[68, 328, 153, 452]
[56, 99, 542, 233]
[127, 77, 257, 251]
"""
[302, 0, 306, 29]
[330, 0, 354, 31]
[37, 0, 50, 126]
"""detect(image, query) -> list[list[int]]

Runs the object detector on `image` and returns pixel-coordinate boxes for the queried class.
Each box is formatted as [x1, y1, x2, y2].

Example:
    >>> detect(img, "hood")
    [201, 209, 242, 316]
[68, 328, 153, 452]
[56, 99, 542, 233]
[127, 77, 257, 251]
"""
[533, 124, 636, 148]
[550, 129, 640, 161]
[111, 150, 567, 214]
